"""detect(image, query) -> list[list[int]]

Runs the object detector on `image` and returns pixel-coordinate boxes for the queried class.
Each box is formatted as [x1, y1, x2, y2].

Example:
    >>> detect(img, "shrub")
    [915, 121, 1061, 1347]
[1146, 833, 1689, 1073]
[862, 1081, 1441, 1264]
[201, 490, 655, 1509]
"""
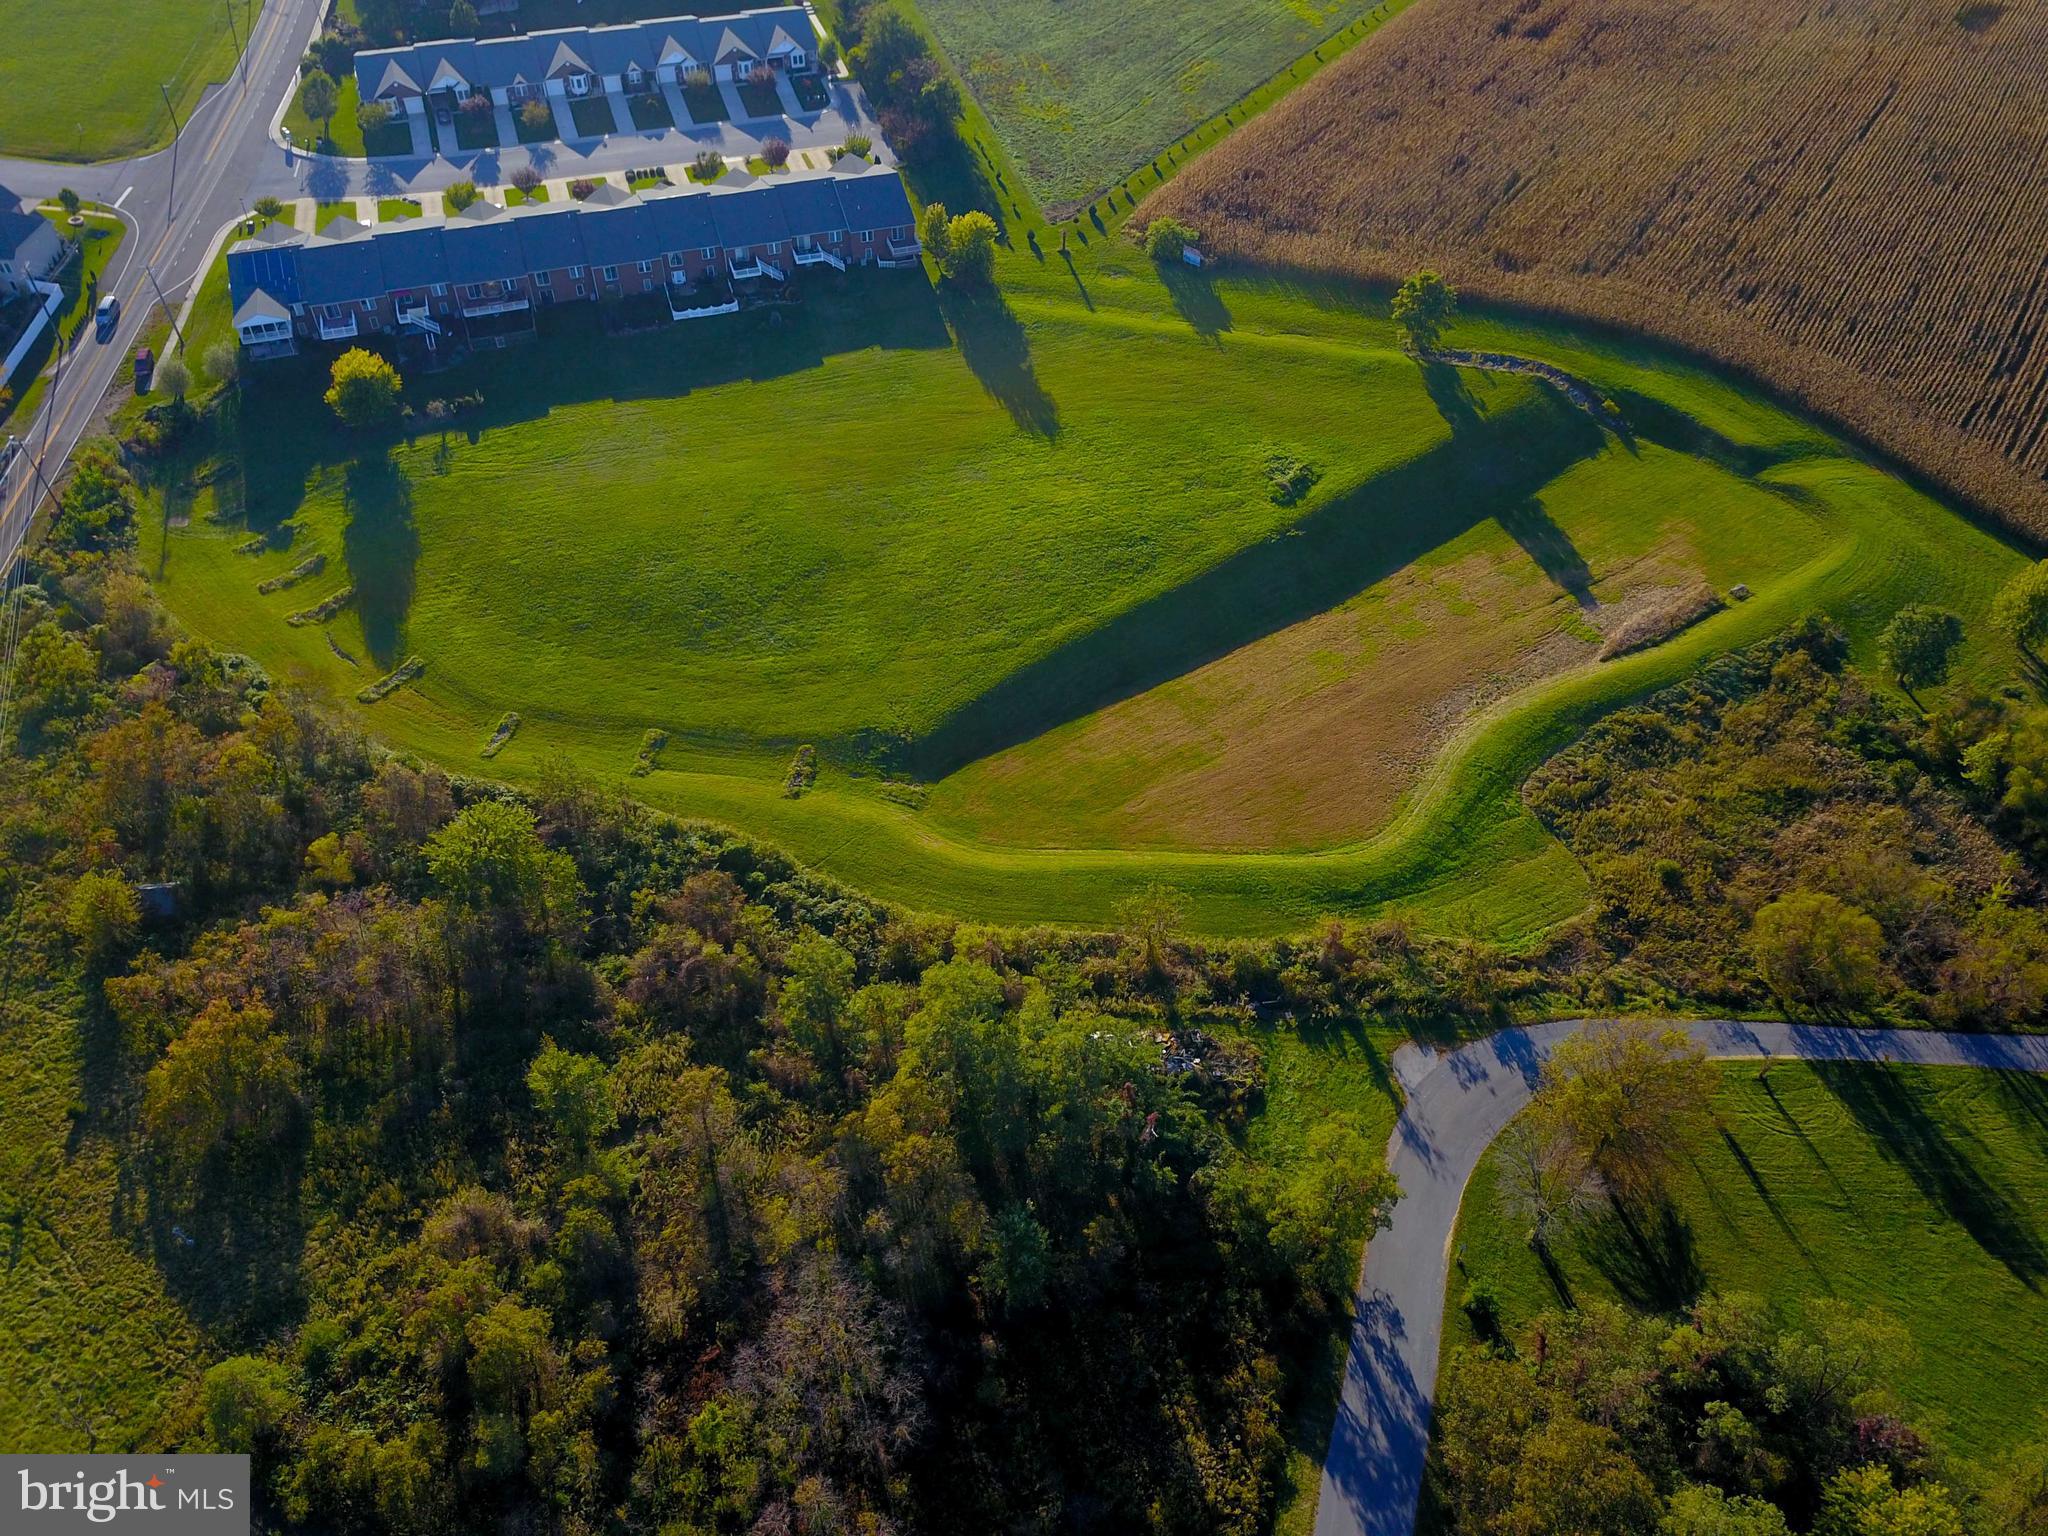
[459, 91, 492, 117]
[840, 131, 872, 160]
[689, 151, 724, 183]
[1264, 453, 1318, 506]
[1992, 561, 2048, 656]
[1750, 891, 1884, 1010]
[683, 66, 712, 91]
[943, 209, 998, 286]
[762, 135, 790, 169]
[1877, 604, 1963, 693]
[325, 347, 403, 428]
[511, 164, 544, 196]
[252, 194, 284, 221]
[1142, 216, 1197, 262]
[357, 100, 393, 133]
[569, 177, 600, 200]
[519, 98, 552, 133]
[153, 356, 190, 401]
[445, 179, 480, 211]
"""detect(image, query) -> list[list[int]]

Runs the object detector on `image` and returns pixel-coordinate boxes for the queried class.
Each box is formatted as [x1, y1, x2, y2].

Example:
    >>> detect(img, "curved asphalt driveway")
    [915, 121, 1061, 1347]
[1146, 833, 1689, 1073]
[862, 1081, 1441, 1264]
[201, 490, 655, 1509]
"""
[1312, 1019, 2048, 1536]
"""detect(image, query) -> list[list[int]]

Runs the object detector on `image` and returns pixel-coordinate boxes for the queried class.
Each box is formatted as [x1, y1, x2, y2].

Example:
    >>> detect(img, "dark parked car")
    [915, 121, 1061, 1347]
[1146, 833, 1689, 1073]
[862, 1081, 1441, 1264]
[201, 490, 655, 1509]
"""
[94, 294, 120, 341]
[133, 346, 154, 392]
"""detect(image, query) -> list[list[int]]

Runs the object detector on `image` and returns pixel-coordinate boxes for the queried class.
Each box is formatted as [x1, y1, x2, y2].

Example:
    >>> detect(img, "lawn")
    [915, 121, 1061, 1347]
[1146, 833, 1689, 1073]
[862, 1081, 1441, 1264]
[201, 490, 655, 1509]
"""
[0, 0, 260, 160]
[569, 95, 619, 138]
[141, 234, 2032, 939]
[627, 91, 676, 131]
[513, 102, 557, 145]
[680, 78, 729, 124]
[453, 104, 502, 151]
[907, 0, 1382, 208]
[1, 211, 126, 430]
[1444, 1062, 2048, 1463]
[505, 183, 551, 206]
[378, 197, 423, 222]
[315, 201, 358, 230]
[282, 75, 389, 159]
[735, 74, 786, 119]
[790, 70, 832, 111]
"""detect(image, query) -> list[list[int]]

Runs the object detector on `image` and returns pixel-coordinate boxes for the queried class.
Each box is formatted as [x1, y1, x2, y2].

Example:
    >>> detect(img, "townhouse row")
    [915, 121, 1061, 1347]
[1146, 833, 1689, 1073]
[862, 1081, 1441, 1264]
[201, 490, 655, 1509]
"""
[227, 160, 919, 353]
[355, 5, 816, 117]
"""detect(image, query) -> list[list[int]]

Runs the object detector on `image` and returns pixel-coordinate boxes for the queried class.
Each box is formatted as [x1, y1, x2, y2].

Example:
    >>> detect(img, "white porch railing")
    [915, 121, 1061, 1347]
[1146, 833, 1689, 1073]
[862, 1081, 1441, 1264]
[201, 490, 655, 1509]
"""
[461, 297, 531, 317]
[728, 257, 785, 282]
[317, 313, 360, 340]
[886, 239, 921, 259]
[669, 293, 740, 321]
[794, 245, 845, 270]
[397, 303, 442, 335]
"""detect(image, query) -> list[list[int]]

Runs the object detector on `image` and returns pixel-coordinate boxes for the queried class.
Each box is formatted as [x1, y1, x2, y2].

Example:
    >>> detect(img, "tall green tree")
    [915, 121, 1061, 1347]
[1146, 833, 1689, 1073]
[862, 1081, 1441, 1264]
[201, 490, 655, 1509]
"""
[298, 70, 339, 138]
[1993, 560, 2048, 657]
[324, 347, 403, 427]
[1392, 269, 1457, 354]
[1877, 605, 1962, 695]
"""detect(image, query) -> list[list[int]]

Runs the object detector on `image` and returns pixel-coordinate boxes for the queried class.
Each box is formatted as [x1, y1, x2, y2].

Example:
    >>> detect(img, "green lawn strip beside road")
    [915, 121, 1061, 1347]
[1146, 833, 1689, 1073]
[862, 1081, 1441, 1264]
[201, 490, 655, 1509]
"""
[0, 0, 262, 162]
[1444, 1062, 2048, 1463]
[2, 211, 126, 431]
[142, 243, 2027, 938]
[284, 75, 367, 158]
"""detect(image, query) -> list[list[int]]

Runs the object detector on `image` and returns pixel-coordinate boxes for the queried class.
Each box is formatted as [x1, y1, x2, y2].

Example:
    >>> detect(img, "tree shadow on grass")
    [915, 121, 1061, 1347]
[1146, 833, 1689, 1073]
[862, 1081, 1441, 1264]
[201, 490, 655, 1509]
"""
[343, 450, 419, 669]
[146, 1144, 308, 1344]
[1498, 497, 1596, 609]
[1716, 1126, 1826, 1279]
[936, 283, 1058, 439]
[1421, 359, 1482, 436]
[1579, 1198, 1704, 1313]
[1814, 1062, 2048, 1291]
[1160, 261, 1231, 340]
[1993, 1071, 2048, 1159]
[904, 383, 1604, 779]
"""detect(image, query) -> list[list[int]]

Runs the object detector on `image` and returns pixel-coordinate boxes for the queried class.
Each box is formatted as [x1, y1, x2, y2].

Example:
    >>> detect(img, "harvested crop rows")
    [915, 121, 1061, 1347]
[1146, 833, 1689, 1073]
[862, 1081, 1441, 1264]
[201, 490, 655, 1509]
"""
[1146, 0, 2048, 541]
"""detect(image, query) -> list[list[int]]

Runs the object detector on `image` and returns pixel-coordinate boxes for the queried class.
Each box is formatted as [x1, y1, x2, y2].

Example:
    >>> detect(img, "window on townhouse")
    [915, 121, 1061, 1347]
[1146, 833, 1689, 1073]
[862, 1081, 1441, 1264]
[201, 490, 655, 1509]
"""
[569, 264, 584, 278]
[536, 270, 552, 287]
[602, 265, 619, 281]
[668, 252, 684, 267]
[575, 283, 586, 297]
[638, 260, 652, 274]
[431, 282, 446, 296]
[465, 284, 482, 299]
[360, 298, 375, 311]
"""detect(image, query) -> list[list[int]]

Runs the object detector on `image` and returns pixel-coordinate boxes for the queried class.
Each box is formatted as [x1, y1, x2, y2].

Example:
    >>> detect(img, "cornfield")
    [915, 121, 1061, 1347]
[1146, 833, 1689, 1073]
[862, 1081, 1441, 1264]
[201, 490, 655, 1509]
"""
[1146, 0, 2048, 540]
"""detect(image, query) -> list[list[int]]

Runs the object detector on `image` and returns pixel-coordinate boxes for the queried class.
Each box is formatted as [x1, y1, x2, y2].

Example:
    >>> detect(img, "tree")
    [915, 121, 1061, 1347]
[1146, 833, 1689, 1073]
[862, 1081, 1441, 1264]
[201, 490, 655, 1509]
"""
[1994, 561, 2048, 657]
[203, 340, 240, 387]
[1493, 1112, 1601, 1250]
[944, 209, 998, 286]
[1749, 890, 1884, 1010]
[511, 164, 544, 197]
[1391, 268, 1457, 354]
[57, 186, 81, 220]
[253, 194, 285, 221]
[1531, 1022, 1717, 1206]
[1814, 1465, 1963, 1536]
[1662, 1485, 1791, 1536]
[324, 347, 403, 428]
[142, 999, 303, 1180]
[154, 354, 190, 402]
[448, 0, 478, 33]
[1984, 1437, 2048, 1536]
[1142, 216, 1196, 262]
[762, 135, 790, 169]
[1877, 605, 1961, 696]
[446, 179, 481, 211]
[519, 98, 552, 135]
[201, 1356, 297, 1453]
[66, 870, 140, 966]
[298, 70, 340, 138]
[916, 201, 951, 268]
[425, 798, 584, 942]
[358, 99, 394, 135]
[526, 1040, 616, 1150]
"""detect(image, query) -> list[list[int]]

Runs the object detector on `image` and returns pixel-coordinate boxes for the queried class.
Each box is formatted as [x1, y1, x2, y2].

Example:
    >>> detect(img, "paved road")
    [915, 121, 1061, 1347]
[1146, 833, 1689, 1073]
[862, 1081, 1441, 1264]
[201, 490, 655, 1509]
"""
[1, 0, 327, 578]
[0, 0, 880, 580]
[1312, 1018, 2048, 1536]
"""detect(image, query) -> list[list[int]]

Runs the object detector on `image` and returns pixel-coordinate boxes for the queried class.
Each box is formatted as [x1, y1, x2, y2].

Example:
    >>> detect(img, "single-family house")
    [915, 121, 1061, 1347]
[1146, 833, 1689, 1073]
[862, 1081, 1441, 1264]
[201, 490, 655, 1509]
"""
[0, 186, 63, 299]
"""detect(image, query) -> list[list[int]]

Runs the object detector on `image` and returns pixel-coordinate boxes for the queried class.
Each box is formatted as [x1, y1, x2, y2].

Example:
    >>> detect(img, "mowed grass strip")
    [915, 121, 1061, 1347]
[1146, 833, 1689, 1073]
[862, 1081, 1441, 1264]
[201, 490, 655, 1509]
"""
[0, 0, 260, 160]
[1445, 1063, 2048, 1462]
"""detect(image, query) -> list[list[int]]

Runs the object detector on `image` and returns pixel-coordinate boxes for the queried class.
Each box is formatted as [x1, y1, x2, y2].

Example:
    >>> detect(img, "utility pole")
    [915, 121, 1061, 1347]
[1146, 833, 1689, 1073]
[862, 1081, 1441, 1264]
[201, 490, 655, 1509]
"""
[225, 0, 246, 86]
[141, 259, 186, 353]
[160, 83, 183, 217]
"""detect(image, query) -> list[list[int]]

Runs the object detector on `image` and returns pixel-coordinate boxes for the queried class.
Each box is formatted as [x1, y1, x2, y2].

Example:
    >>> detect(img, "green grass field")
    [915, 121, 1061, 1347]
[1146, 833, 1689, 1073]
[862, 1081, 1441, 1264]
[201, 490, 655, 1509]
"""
[0, 0, 260, 161]
[906, 0, 1386, 208]
[1445, 1063, 2048, 1461]
[142, 232, 2030, 938]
